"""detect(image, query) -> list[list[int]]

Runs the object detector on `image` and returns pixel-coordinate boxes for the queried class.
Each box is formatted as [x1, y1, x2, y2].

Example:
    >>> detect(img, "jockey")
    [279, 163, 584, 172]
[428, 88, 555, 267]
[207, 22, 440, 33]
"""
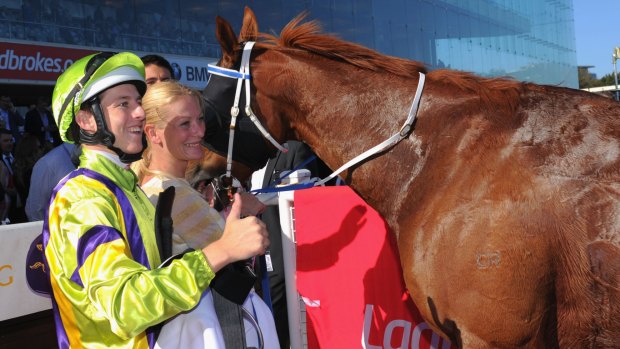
[44, 52, 269, 348]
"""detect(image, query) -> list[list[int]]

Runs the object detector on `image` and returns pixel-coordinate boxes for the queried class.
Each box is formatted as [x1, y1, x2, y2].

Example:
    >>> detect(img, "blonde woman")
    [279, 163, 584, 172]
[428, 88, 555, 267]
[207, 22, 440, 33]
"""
[133, 81, 279, 349]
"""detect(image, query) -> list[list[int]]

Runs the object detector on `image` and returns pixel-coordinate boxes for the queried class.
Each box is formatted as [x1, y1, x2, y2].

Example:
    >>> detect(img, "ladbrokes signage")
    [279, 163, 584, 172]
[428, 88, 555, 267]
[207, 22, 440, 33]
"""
[0, 41, 215, 90]
[0, 41, 95, 83]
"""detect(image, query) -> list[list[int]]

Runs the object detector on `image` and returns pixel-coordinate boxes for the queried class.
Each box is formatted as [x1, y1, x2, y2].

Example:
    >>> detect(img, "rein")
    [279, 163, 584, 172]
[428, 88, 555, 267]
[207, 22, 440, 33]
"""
[207, 41, 426, 188]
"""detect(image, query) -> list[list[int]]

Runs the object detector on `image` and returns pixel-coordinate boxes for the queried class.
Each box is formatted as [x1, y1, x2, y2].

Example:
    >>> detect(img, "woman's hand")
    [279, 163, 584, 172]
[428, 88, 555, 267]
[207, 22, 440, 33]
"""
[237, 191, 266, 216]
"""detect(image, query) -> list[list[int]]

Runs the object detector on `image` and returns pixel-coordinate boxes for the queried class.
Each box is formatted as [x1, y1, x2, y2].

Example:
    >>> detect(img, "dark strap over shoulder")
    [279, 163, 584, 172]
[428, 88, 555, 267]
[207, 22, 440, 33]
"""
[212, 289, 248, 349]
[154, 186, 175, 261]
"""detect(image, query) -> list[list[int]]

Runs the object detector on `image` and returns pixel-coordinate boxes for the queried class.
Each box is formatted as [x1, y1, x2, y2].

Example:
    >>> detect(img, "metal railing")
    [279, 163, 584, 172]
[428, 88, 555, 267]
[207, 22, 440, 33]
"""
[613, 47, 620, 101]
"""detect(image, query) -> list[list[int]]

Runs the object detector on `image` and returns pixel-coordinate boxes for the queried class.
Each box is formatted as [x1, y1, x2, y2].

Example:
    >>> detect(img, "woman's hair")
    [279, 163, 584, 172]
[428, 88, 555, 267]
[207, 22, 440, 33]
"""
[132, 80, 204, 181]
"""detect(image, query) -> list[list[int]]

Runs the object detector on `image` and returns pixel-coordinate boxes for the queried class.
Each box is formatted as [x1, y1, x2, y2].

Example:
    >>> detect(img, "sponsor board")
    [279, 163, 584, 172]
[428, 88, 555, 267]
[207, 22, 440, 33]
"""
[0, 41, 216, 90]
[0, 221, 51, 321]
[158, 54, 217, 90]
[0, 42, 94, 83]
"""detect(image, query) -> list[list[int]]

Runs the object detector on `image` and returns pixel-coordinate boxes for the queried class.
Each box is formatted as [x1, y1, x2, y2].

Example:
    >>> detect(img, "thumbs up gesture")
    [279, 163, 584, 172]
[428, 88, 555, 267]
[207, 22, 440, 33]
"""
[201, 193, 269, 272]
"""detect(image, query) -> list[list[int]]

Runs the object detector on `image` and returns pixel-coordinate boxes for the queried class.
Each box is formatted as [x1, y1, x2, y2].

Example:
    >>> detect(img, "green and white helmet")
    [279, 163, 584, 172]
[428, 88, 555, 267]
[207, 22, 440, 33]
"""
[52, 52, 146, 144]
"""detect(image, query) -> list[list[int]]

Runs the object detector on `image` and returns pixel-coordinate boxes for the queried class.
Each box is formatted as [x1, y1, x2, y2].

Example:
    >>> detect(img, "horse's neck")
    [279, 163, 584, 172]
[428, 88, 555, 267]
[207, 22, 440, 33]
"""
[279, 69, 426, 232]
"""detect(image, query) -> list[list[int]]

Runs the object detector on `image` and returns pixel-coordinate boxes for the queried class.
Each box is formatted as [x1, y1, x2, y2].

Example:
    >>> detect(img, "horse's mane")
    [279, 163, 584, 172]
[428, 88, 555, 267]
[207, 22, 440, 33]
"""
[258, 13, 427, 77]
[431, 69, 525, 112]
[257, 12, 525, 111]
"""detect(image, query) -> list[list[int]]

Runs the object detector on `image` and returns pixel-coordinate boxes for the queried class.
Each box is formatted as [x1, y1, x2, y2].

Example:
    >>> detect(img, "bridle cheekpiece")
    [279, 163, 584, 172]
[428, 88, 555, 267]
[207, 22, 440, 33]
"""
[207, 41, 288, 182]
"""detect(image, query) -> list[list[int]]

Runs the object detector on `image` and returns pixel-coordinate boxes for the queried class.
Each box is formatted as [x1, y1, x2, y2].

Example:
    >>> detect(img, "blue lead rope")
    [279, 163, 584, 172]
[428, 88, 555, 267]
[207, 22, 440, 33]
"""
[251, 182, 315, 194]
[259, 254, 273, 313]
[250, 155, 317, 194]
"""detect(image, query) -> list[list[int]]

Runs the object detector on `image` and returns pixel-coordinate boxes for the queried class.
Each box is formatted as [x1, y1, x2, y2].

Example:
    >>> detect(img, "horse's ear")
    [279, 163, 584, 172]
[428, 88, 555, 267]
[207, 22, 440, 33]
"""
[215, 15, 238, 66]
[239, 6, 258, 42]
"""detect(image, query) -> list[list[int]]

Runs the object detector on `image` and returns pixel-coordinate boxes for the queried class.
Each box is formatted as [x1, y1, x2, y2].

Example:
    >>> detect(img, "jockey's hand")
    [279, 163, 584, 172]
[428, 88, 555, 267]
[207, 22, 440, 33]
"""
[201, 193, 269, 272]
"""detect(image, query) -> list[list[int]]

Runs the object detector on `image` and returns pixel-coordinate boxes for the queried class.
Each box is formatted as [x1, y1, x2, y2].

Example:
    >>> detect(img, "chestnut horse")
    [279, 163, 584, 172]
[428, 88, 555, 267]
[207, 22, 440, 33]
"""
[200, 7, 620, 348]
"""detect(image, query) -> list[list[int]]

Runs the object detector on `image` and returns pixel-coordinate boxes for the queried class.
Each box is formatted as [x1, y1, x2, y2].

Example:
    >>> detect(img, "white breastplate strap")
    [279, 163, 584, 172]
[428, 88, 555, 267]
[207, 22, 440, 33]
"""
[314, 72, 425, 186]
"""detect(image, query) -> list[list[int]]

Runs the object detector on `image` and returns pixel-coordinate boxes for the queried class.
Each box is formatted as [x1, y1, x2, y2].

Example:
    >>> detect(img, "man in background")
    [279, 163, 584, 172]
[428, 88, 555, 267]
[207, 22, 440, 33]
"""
[0, 128, 16, 223]
[141, 54, 174, 86]
[25, 142, 80, 221]
[0, 95, 24, 143]
[25, 96, 61, 150]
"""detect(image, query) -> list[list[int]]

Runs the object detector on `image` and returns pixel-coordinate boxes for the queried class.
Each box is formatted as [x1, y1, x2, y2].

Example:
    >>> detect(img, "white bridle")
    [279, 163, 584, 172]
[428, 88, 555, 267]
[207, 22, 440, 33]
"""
[207, 42, 288, 180]
[207, 41, 426, 186]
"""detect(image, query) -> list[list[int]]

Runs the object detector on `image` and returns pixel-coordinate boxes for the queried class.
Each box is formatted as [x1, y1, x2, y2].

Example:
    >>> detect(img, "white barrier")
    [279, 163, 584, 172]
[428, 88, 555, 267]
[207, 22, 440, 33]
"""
[278, 191, 305, 349]
[0, 221, 51, 321]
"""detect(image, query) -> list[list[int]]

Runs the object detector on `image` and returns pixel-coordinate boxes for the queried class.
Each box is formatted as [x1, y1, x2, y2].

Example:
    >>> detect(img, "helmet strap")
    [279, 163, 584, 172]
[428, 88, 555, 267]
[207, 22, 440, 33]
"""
[79, 97, 146, 164]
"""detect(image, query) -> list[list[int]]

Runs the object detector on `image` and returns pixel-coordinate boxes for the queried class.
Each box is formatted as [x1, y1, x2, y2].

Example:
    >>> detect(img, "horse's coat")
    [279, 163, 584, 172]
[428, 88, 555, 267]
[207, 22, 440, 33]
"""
[201, 7, 620, 348]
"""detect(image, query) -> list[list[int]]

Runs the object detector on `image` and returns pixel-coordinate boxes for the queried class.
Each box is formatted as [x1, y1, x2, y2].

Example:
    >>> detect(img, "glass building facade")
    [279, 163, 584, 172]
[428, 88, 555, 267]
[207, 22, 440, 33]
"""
[0, 0, 577, 87]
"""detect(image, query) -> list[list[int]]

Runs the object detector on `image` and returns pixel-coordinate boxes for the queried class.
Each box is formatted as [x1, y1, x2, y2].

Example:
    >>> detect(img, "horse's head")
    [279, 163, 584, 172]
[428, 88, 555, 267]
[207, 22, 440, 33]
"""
[201, 7, 285, 175]
[201, 6, 429, 185]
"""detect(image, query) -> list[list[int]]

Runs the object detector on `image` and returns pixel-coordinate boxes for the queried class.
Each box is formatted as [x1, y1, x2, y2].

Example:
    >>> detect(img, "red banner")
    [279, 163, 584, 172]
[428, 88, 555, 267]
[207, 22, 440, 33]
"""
[0, 41, 95, 83]
[295, 186, 454, 349]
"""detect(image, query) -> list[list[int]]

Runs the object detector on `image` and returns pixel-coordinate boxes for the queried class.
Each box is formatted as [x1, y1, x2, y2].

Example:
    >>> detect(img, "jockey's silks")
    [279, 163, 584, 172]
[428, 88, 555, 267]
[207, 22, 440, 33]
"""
[43, 147, 215, 349]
